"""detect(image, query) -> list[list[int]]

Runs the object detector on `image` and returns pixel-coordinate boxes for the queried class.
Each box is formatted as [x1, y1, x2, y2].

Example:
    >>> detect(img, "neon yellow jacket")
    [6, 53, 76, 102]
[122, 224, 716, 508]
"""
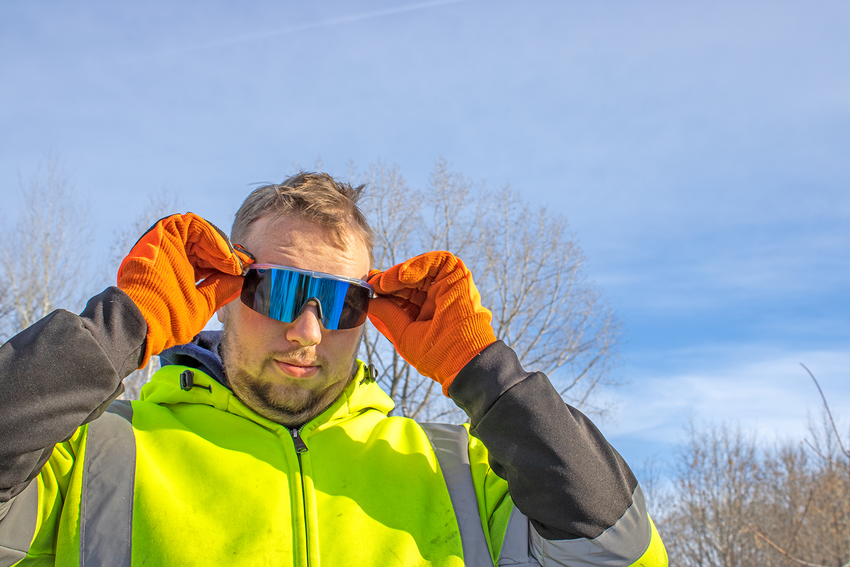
[0, 289, 667, 566]
[21, 364, 497, 565]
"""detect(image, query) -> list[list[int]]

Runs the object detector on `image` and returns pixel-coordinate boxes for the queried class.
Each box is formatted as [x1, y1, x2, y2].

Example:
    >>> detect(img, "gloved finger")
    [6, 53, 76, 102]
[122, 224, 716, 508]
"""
[366, 303, 438, 352]
[367, 311, 417, 368]
[367, 308, 397, 345]
[191, 251, 254, 283]
[196, 272, 245, 312]
[192, 244, 252, 283]
[189, 239, 240, 268]
[193, 265, 244, 285]
[368, 294, 419, 328]
[376, 285, 429, 310]
[394, 252, 458, 286]
[189, 251, 246, 276]
[368, 267, 406, 294]
[369, 270, 427, 307]
[193, 266, 218, 283]
[368, 252, 454, 293]
[185, 216, 250, 276]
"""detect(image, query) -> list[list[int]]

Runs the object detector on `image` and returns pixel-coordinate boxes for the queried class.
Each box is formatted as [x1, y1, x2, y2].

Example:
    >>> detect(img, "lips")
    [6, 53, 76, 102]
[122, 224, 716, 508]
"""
[273, 359, 320, 379]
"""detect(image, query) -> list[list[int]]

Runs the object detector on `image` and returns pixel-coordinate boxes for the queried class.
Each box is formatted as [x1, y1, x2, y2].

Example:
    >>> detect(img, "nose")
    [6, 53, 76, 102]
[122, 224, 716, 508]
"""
[285, 301, 323, 346]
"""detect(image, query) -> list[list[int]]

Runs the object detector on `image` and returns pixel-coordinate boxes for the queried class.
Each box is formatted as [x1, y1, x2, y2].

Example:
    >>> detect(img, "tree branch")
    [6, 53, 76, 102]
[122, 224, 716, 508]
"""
[801, 363, 849, 459]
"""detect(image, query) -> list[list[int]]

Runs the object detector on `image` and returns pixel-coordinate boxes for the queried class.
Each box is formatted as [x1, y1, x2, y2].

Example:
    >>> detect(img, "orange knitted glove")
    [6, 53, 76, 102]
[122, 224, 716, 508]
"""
[117, 212, 254, 367]
[367, 251, 497, 396]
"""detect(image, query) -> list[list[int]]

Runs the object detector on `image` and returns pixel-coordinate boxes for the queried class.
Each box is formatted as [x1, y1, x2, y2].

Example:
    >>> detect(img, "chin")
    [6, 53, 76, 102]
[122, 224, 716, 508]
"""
[246, 379, 316, 413]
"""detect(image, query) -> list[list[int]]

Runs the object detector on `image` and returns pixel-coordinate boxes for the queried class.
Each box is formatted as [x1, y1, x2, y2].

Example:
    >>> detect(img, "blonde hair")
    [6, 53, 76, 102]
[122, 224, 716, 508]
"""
[231, 172, 374, 265]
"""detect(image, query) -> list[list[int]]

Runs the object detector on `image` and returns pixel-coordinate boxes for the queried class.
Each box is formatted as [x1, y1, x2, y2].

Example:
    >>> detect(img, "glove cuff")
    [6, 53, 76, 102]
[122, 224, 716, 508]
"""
[438, 324, 497, 395]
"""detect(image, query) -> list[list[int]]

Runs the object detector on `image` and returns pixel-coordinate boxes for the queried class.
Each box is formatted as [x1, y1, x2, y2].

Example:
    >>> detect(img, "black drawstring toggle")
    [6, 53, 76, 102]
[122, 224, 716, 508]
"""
[180, 369, 212, 392]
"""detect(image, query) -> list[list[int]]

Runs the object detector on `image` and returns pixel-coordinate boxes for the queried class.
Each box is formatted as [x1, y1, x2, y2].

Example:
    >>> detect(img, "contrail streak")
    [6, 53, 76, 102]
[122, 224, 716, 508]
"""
[114, 0, 472, 65]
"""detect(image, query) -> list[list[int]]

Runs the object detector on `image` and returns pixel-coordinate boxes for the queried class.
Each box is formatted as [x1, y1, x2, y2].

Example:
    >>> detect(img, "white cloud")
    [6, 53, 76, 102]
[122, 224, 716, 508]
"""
[605, 347, 850, 449]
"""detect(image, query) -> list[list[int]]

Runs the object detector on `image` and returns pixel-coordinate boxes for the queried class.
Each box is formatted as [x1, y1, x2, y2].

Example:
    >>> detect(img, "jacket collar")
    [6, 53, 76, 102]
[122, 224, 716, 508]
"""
[153, 331, 395, 432]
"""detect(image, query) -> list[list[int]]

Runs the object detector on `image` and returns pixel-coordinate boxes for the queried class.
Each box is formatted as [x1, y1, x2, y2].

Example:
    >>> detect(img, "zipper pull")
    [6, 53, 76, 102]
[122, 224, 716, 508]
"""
[290, 428, 308, 454]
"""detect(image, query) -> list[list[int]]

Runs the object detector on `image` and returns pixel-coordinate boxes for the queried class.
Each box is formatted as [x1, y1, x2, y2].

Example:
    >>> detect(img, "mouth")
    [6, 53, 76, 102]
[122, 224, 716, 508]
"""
[273, 359, 320, 379]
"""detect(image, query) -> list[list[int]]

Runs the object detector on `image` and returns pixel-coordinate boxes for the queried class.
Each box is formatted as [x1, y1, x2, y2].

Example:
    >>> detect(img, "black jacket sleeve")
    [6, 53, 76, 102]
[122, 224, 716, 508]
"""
[447, 340, 638, 541]
[0, 287, 147, 502]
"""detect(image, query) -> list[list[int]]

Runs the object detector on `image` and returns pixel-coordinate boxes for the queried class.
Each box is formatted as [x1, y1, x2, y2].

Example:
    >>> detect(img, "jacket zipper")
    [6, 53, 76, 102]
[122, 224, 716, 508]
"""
[290, 427, 310, 566]
[291, 427, 309, 454]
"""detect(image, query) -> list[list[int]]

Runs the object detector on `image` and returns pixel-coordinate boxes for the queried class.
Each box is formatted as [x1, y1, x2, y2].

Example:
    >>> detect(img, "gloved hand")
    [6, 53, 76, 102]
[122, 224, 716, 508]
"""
[367, 251, 497, 396]
[117, 212, 254, 367]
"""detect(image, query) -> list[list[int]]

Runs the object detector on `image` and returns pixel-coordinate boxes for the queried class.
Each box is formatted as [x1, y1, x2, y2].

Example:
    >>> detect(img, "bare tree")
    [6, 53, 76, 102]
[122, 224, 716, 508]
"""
[356, 160, 442, 418]
[660, 370, 850, 567]
[0, 158, 173, 401]
[632, 453, 675, 523]
[358, 158, 622, 421]
[477, 185, 620, 412]
[741, 368, 850, 567]
[0, 278, 13, 332]
[104, 187, 184, 283]
[0, 155, 91, 342]
[660, 422, 766, 567]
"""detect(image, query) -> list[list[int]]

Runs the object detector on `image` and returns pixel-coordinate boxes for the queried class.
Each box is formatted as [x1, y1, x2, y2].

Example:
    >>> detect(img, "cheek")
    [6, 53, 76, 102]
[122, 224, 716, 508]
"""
[226, 303, 278, 345]
[217, 300, 238, 325]
[324, 328, 364, 358]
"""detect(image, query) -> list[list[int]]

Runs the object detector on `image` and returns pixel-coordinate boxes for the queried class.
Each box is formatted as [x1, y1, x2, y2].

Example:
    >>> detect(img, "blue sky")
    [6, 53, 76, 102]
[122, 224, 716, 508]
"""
[2, 0, 848, 471]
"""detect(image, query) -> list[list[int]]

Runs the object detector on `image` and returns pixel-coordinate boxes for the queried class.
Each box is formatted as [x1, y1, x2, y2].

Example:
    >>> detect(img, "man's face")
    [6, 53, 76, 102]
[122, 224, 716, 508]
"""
[219, 213, 371, 427]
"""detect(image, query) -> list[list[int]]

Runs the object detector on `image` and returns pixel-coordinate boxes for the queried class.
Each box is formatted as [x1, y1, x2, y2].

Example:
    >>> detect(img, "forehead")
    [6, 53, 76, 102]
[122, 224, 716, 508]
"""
[239, 213, 370, 280]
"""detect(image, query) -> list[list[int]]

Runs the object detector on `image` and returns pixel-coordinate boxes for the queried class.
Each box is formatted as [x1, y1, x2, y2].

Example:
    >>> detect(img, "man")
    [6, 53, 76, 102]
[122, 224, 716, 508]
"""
[0, 173, 667, 566]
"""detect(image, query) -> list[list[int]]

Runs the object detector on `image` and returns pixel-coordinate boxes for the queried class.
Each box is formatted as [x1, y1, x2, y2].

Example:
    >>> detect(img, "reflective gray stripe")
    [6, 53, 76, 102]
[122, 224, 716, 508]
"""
[421, 423, 493, 567]
[0, 480, 39, 567]
[497, 507, 540, 566]
[529, 484, 651, 567]
[80, 400, 135, 567]
[105, 398, 134, 423]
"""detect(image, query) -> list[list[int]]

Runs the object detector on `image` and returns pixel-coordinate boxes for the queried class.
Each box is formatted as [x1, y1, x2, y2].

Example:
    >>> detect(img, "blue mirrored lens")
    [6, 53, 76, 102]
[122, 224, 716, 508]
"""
[241, 266, 371, 330]
[267, 269, 351, 330]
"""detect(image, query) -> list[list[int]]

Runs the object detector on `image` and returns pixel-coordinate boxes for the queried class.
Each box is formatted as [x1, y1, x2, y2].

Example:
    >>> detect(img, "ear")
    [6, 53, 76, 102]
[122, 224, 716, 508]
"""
[216, 304, 229, 324]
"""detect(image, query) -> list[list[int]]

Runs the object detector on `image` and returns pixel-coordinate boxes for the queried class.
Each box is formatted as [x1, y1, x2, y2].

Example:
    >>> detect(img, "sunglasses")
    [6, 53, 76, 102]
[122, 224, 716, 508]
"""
[240, 263, 375, 330]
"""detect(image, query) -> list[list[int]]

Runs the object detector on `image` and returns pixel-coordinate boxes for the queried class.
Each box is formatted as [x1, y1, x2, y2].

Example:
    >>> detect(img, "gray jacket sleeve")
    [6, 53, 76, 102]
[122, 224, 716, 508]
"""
[448, 341, 639, 541]
[0, 287, 146, 502]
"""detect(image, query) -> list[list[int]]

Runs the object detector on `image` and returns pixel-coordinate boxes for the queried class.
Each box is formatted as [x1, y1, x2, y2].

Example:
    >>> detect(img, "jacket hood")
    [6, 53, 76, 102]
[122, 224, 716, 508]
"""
[151, 331, 395, 431]
[160, 330, 229, 386]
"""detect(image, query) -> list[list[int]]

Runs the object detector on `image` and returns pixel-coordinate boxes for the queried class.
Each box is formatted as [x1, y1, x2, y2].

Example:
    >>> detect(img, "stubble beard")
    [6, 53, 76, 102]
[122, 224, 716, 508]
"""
[220, 327, 363, 428]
